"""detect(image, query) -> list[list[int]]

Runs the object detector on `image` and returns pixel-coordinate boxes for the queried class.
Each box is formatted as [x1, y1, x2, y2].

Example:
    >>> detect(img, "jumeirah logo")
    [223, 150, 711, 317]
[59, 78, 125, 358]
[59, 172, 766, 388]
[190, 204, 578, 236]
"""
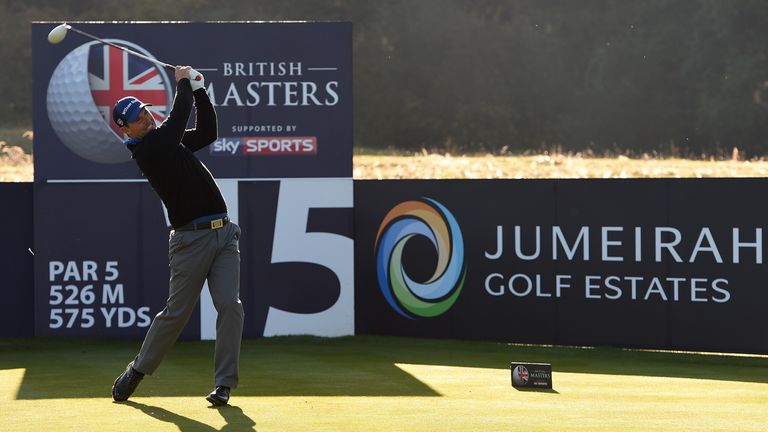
[374, 198, 467, 319]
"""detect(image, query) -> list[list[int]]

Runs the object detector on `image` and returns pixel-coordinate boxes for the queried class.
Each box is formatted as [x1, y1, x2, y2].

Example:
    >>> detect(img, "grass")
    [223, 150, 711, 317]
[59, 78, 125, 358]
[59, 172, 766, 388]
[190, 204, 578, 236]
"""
[0, 127, 33, 182]
[0, 127, 32, 154]
[3, 125, 768, 181]
[6, 149, 768, 182]
[1, 335, 767, 431]
[353, 148, 768, 179]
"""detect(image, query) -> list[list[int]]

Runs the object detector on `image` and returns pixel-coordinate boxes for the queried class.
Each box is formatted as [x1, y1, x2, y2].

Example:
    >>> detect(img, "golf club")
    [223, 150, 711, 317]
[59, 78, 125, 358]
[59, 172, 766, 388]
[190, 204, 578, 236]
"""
[47, 23, 175, 70]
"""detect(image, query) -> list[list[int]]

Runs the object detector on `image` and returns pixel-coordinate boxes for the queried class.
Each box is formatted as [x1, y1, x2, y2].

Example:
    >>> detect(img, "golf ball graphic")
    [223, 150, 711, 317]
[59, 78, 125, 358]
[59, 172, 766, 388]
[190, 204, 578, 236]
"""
[512, 365, 529, 386]
[46, 40, 171, 164]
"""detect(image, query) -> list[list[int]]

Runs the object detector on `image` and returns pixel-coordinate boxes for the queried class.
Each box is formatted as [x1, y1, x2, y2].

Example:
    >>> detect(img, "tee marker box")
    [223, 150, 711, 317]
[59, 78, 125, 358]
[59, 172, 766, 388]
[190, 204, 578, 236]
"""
[511, 362, 553, 389]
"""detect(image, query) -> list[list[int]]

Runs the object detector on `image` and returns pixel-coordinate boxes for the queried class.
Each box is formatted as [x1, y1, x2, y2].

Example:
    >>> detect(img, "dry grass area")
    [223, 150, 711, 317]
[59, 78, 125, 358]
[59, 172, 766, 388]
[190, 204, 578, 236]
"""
[0, 141, 33, 183]
[3, 128, 768, 181]
[353, 151, 768, 179]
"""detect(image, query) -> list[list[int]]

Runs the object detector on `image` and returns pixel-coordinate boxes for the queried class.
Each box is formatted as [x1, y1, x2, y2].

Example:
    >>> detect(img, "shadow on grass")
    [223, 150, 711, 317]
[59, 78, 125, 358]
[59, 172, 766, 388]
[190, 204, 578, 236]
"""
[123, 401, 256, 431]
[1, 335, 767, 400]
[514, 387, 560, 394]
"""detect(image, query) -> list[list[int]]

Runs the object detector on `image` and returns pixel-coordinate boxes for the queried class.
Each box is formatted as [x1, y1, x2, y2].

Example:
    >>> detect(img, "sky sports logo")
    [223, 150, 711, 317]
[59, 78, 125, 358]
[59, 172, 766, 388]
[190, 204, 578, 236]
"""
[210, 137, 317, 156]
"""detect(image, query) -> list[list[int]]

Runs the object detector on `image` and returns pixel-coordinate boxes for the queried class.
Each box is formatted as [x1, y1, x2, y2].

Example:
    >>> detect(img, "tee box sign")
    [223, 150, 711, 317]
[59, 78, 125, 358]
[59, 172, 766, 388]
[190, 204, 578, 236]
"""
[32, 22, 354, 339]
[511, 362, 553, 389]
[33, 21, 352, 181]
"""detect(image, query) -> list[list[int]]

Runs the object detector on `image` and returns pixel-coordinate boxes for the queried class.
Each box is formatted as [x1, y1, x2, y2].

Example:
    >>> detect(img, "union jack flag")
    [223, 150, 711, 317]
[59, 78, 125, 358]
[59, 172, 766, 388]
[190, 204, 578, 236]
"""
[88, 43, 170, 137]
[515, 366, 529, 384]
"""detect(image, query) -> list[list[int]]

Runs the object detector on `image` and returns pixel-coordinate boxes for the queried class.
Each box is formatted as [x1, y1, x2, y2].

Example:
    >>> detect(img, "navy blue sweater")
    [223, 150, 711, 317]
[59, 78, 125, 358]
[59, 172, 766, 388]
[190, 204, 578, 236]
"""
[126, 79, 225, 228]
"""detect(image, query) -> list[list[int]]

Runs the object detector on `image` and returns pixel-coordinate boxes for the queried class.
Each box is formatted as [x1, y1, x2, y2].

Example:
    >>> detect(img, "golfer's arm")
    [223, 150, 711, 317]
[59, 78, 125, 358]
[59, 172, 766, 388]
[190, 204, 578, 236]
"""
[155, 79, 193, 147]
[181, 89, 218, 152]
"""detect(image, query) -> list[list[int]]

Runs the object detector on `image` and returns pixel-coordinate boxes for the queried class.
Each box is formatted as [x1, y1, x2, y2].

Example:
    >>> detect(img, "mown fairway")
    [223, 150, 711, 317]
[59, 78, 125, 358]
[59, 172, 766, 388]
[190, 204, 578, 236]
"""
[1, 335, 767, 431]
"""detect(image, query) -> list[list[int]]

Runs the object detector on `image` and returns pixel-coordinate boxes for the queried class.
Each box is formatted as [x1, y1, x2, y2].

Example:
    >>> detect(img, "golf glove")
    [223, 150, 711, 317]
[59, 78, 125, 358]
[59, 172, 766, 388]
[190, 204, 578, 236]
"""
[189, 69, 205, 91]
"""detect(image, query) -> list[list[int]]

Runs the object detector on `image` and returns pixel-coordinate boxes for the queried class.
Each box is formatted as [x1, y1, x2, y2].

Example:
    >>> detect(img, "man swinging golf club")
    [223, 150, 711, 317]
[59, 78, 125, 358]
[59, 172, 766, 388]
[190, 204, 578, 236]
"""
[110, 65, 244, 406]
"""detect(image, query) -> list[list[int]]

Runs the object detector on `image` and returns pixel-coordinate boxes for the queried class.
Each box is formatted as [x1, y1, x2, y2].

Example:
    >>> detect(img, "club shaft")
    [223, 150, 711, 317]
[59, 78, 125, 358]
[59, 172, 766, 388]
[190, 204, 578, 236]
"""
[67, 25, 175, 70]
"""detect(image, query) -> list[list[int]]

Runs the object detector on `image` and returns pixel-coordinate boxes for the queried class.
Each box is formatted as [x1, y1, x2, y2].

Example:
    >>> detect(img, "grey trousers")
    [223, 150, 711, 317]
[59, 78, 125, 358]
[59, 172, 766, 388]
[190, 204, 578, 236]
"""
[132, 221, 244, 389]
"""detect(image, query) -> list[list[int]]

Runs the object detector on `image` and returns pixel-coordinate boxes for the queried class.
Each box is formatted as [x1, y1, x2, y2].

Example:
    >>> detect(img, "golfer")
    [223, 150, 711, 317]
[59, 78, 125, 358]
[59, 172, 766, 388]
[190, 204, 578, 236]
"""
[110, 66, 243, 406]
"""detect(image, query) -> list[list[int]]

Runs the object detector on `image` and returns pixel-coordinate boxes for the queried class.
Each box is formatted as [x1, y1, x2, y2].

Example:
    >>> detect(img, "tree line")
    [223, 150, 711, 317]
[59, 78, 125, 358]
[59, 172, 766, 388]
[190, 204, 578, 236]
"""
[3, 0, 768, 155]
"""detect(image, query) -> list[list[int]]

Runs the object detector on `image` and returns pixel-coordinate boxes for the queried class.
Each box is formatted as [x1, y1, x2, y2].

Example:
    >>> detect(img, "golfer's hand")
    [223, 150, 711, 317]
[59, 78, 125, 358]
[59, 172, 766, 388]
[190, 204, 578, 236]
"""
[189, 69, 205, 91]
[175, 66, 192, 82]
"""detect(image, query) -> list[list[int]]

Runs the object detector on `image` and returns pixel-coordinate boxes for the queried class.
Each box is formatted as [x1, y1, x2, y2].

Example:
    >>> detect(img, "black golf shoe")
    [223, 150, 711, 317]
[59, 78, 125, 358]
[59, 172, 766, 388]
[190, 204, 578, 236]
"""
[111, 363, 144, 401]
[206, 386, 230, 406]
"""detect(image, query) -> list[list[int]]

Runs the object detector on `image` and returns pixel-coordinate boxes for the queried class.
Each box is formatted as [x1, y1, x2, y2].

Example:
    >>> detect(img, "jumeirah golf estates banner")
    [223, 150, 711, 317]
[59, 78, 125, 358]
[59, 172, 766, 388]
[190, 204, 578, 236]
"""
[31, 22, 353, 339]
[354, 179, 768, 354]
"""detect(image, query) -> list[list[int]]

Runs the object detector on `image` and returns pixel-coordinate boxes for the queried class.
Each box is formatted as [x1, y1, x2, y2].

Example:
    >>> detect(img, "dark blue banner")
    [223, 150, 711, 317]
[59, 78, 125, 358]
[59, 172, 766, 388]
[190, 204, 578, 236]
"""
[31, 22, 354, 339]
[32, 183, 196, 338]
[0, 184, 34, 337]
[354, 179, 768, 354]
[32, 22, 352, 181]
[33, 178, 354, 338]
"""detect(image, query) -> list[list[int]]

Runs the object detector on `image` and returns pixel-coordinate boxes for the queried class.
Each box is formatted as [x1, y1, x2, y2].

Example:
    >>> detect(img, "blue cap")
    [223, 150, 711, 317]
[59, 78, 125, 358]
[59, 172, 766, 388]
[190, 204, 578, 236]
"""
[112, 96, 151, 127]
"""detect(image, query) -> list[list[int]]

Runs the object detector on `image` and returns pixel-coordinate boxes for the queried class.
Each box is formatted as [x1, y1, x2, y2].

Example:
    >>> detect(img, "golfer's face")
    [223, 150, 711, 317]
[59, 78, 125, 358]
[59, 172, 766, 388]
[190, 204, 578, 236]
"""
[123, 108, 156, 138]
